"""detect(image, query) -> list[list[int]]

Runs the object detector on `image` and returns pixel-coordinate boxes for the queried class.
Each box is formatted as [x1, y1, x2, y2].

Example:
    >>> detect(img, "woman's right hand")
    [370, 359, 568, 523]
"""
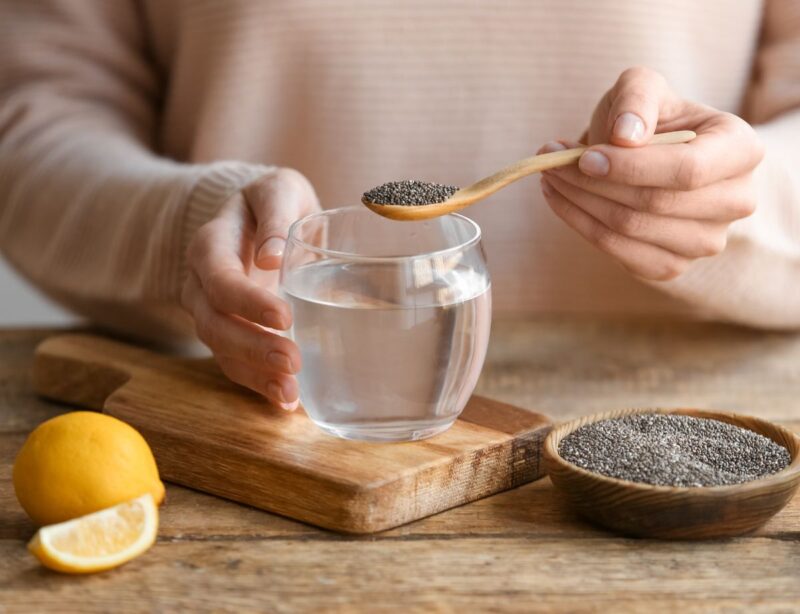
[181, 168, 321, 410]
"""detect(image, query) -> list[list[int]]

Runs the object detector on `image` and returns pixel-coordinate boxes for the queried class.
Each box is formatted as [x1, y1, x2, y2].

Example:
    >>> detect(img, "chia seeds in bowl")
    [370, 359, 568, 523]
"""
[558, 413, 791, 488]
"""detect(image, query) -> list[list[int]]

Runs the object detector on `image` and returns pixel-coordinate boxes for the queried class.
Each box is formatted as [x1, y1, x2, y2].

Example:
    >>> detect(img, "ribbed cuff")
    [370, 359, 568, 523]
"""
[648, 119, 800, 331]
[645, 250, 735, 323]
[177, 161, 276, 289]
[653, 246, 800, 330]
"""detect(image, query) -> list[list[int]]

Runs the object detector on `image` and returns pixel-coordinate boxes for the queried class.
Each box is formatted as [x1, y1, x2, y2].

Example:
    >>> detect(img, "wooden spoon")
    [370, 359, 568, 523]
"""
[363, 130, 696, 221]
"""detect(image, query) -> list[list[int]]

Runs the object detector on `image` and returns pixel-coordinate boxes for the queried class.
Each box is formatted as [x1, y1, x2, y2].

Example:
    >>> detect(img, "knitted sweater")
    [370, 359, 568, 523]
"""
[1, 0, 799, 341]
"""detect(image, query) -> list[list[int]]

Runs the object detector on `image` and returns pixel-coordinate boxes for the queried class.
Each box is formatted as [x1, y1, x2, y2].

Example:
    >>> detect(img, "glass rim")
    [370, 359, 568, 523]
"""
[285, 205, 482, 262]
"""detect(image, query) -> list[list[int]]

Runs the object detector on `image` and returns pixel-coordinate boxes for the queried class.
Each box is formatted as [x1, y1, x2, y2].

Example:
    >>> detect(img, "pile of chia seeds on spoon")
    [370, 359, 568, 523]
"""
[363, 180, 459, 206]
[558, 413, 791, 488]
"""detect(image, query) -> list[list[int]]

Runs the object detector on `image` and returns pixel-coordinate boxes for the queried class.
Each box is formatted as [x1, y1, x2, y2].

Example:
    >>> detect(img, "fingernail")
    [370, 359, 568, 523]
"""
[262, 309, 290, 330]
[540, 178, 554, 197]
[268, 378, 298, 404]
[279, 398, 300, 412]
[267, 351, 294, 373]
[579, 151, 610, 176]
[613, 112, 646, 142]
[258, 237, 286, 260]
[543, 141, 567, 153]
[267, 381, 283, 403]
[267, 381, 292, 404]
[281, 378, 298, 403]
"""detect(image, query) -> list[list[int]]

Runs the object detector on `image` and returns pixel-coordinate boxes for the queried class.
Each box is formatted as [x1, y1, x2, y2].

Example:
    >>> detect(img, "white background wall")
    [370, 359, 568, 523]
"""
[0, 258, 76, 325]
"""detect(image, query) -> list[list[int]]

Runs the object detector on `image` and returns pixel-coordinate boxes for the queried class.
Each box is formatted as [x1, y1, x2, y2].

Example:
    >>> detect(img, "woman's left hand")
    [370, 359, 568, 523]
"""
[539, 66, 765, 281]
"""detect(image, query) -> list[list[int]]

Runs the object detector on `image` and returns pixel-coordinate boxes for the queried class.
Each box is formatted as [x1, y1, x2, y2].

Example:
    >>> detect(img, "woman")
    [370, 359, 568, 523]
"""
[0, 1, 797, 410]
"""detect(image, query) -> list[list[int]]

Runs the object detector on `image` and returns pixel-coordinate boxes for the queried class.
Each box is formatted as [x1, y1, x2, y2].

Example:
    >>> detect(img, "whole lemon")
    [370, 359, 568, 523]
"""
[13, 411, 165, 526]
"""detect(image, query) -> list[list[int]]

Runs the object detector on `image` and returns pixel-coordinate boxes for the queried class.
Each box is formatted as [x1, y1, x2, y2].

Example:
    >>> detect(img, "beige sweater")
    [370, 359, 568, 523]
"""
[1, 0, 799, 341]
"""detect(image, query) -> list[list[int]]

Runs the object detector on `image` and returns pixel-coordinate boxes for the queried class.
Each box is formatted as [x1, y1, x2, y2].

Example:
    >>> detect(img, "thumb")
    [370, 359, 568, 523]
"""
[243, 169, 319, 270]
[605, 67, 671, 147]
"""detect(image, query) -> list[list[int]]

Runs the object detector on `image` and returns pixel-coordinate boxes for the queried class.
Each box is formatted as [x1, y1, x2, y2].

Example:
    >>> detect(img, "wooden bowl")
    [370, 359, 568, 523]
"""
[543, 408, 800, 539]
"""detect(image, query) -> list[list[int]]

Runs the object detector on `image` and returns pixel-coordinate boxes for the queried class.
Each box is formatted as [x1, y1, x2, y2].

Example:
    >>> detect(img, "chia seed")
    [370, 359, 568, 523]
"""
[363, 180, 459, 206]
[558, 413, 791, 488]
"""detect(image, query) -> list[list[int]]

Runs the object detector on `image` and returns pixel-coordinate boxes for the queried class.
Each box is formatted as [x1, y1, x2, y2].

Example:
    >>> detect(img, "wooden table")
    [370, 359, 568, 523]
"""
[2, 320, 799, 612]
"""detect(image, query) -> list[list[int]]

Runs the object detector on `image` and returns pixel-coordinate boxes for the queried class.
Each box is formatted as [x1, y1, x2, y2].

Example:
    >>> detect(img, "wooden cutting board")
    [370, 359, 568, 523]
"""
[31, 334, 551, 533]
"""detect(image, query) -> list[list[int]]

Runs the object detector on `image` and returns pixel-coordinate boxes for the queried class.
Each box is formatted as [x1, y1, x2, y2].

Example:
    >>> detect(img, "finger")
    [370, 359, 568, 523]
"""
[180, 269, 203, 315]
[544, 173, 728, 259]
[216, 356, 300, 411]
[605, 67, 679, 146]
[244, 168, 320, 270]
[189, 225, 291, 329]
[185, 276, 301, 373]
[541, 178, 690, 281]
[578, 112, 764, 189]
[537, 142, 565, 155]
[537, 140, 583, 155]
[543, 166, 756, 221]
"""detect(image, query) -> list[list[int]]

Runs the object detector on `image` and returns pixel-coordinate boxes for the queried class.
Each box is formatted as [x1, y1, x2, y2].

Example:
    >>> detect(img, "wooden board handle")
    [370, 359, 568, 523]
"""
[32, 334, 159, 410]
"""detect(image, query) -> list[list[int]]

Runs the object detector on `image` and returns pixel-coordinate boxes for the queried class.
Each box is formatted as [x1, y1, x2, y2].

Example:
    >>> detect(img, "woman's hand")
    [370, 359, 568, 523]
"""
[539, 66, 764, 281]
[181, 168, 320, 410]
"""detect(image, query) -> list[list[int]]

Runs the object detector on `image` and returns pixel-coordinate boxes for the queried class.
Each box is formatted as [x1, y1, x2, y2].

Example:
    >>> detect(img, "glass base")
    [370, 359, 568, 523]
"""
[312, 418, 457, 443]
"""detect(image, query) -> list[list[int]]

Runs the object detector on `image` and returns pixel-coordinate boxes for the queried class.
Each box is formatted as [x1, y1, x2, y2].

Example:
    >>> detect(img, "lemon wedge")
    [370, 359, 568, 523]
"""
[27, 494, 158, 574]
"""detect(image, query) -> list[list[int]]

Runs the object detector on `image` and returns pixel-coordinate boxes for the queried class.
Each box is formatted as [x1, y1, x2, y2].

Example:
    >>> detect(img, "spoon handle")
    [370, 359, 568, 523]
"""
[466, 130, 696, 199]
[528, 129, 696, 173]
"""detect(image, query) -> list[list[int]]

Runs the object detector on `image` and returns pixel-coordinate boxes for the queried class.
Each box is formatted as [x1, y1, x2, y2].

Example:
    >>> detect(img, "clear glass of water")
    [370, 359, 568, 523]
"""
[280, 206, 491, 442]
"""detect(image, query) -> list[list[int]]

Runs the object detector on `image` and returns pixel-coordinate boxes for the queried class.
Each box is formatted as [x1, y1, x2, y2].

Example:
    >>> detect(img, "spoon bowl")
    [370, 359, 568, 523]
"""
[363, 130, 696, 221]
[543, 407, 800, 539]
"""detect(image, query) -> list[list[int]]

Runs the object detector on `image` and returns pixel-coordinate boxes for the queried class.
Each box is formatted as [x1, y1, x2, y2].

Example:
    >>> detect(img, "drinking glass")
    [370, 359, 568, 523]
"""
[280, 206, 491, 442]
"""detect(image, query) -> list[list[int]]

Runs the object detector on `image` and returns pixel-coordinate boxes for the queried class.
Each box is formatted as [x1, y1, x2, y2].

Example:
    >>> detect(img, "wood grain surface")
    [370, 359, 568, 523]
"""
[3, 319, 800, 612]
[31, 333, 551, 534]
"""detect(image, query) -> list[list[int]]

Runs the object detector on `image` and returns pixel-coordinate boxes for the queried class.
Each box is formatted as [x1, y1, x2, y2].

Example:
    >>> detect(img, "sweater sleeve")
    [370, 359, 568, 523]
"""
[0, 0, 272, 343]
[651, 1, 800, 330]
